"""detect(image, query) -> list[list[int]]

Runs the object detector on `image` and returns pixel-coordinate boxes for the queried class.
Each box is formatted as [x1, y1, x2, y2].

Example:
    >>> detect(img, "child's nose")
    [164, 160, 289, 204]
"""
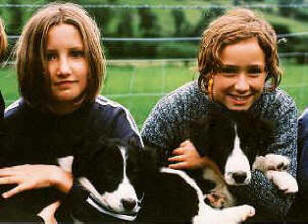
[234, 74, 249, 93]
[57, 57, 71, 76]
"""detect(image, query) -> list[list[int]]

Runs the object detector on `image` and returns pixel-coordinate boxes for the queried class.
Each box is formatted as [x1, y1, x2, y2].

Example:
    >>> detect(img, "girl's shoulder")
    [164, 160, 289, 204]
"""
[94, 95, 131, 116]
[252, 88, 297, 119]
[154, 81, 210, 113]
[4, 98, 25, 119]
[164, 81, 206, 101]
[261, 88, 295, 106]
[92, 95, 140, 140]
[298, 108, 308, 123]
[93, 95, 137, 126]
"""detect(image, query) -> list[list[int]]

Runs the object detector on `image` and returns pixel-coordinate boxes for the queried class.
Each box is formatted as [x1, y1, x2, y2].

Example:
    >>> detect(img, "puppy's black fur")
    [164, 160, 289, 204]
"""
[59, 137, 143, 222]
[189, 110, 275, 194]
[66, 136, 202, 223]
[68, 111, 275, 222]
[136, 145, 200, 223]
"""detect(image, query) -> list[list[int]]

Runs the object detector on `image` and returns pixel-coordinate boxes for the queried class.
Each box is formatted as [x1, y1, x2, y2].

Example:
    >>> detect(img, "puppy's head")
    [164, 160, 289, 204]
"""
[190, 111, 274, 186]
[73, 136, 143, 218]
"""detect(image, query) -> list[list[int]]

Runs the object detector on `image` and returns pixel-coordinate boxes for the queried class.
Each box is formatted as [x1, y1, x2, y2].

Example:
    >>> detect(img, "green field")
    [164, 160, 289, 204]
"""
[0, 60, 307, 129]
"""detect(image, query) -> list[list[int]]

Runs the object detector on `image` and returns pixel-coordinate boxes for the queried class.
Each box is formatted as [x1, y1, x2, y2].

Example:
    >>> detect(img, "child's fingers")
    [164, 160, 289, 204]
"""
[179, 140, 191, 147]
[0, 165, 29, 175]
[168, 162, 188, 170]
[0, 169, 15, 176]
[0, 176, 18, 185]
[2, 184, 28, 198]
[172, 148, 185, 155]
[168, 155, 186, 162]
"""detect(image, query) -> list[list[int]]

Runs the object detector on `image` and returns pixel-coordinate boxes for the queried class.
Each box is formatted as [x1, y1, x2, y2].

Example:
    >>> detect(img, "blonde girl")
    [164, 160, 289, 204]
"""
[1, 3, 142, 222]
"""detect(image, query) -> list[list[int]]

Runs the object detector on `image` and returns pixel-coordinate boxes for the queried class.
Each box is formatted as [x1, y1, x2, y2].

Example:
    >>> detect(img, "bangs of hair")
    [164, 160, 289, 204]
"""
[16, 3, 105, 110]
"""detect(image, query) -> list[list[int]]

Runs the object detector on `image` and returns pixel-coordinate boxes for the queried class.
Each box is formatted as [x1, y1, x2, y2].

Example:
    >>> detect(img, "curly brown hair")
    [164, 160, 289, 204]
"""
[198, 8, 281, 94]
[15, 2, 105, 110]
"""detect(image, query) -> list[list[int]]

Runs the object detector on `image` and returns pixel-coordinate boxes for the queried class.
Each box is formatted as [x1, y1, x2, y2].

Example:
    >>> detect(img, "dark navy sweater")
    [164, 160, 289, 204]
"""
[1, 95, 142, 221]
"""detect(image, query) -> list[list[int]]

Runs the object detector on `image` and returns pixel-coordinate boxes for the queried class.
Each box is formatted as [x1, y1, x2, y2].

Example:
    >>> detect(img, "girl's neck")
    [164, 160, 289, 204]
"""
[49, 101, 83, 115]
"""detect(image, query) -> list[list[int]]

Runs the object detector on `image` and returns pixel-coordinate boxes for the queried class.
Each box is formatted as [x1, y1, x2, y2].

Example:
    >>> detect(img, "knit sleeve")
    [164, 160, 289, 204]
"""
[141, 82, 202, 152]
[141, 96, 177, 150]
[229, 90, 298, 220]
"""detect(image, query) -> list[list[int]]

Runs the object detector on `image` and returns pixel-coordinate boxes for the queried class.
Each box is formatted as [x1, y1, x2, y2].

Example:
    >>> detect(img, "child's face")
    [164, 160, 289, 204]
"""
[212, 37, 266, 111]
[46, 23, 89, 107]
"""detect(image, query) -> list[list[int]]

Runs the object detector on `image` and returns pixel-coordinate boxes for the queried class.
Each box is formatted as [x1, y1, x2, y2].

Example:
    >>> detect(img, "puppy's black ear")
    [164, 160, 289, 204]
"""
[127, 135, 143, 150]
[140, 142, 166, 170]
[73, 135, 109, 177]
[255, 118, 275, 147]
[240, 114, 275, 155]
[189, 117, 214, 157]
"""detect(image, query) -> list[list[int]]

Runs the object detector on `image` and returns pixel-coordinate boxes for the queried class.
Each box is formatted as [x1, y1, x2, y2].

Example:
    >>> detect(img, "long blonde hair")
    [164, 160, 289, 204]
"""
[16, 3, 106, 110]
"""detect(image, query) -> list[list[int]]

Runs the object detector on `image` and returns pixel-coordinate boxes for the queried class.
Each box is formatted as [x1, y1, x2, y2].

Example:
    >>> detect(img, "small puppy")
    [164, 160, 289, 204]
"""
[189, 110, 298, 208]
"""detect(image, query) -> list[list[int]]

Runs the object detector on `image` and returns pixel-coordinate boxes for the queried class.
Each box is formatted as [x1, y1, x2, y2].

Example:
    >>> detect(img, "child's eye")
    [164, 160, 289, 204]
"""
[247, 67, 263, 76]
[71, 50, 84, 58]
[46, 53, 57, 61]
[219, 66, 238, 76]
[221, 67, 237, 74]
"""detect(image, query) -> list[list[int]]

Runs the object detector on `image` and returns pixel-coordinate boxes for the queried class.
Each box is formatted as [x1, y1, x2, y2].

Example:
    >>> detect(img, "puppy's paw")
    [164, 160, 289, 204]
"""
[221, 204, 255, 223]
[264, 154, 290, 171]
[194, 204, 255, 224]
[266, 170, 298, 193]
[237, 205, 256, 221]
[253, 154, 290, 172]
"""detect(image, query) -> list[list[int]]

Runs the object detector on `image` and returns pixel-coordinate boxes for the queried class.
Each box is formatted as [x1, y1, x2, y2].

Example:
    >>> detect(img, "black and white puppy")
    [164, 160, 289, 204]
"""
[63, 137, 143, 222]
[190, 110, 298, 208]
[69, 136, 256, 224]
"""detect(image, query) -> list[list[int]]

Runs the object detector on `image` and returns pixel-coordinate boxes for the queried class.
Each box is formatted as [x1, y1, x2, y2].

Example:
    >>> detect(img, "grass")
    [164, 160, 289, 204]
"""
[0, 60, 307, 129]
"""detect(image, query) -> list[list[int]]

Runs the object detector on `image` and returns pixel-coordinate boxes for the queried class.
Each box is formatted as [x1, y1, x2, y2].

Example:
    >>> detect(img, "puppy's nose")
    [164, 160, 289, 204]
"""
[232, 172, 247, 184]
[122, 198, 137, 211]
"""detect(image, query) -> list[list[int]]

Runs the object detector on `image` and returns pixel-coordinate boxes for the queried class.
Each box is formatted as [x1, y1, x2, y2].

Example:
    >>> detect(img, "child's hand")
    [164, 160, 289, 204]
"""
[0, 164, 73, 198]
[168, 140, 207, 170]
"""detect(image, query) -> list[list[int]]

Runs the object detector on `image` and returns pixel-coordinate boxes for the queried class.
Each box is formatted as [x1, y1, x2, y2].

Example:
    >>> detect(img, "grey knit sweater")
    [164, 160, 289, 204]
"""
[141, 80, 297, 220]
